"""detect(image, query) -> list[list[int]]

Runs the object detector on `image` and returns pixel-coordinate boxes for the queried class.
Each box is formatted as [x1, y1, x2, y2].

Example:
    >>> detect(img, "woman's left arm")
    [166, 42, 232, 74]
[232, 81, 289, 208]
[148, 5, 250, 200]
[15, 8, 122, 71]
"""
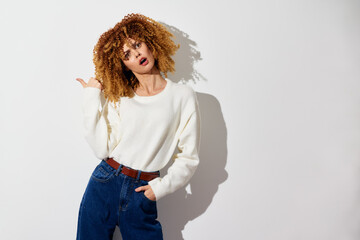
[148, 89, 201, 201]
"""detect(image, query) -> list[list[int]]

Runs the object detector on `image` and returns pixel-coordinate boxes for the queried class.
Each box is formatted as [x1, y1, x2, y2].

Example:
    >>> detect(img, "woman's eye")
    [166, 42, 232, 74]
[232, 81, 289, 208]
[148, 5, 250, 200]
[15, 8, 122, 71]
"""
[136, 42, 141, 48]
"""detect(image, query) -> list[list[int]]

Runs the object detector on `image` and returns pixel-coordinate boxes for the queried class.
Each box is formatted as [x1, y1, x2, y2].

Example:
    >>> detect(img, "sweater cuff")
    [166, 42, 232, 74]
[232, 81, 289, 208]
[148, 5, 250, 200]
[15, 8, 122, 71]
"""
[82, 87, 102, 115]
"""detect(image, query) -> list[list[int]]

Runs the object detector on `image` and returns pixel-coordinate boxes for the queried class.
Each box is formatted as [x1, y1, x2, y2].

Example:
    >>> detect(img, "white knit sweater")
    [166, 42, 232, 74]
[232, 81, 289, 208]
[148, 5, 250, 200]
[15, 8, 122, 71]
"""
[81, 78, 201, 201]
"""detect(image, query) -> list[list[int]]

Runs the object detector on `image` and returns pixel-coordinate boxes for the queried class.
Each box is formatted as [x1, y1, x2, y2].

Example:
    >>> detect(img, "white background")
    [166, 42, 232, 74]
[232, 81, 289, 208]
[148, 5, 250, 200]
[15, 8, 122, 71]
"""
[0, 0, 359, 239]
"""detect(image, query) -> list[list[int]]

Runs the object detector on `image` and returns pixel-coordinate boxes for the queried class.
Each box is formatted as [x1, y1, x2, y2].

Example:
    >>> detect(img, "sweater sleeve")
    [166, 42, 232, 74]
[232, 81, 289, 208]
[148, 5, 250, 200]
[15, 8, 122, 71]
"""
[82, 87, 121, 160]
[148, 89, 201, 201]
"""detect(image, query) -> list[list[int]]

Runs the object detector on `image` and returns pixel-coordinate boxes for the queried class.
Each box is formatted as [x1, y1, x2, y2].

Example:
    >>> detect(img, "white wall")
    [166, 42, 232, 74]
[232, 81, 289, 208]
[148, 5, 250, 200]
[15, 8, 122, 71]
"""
[0, 0, 359, 239]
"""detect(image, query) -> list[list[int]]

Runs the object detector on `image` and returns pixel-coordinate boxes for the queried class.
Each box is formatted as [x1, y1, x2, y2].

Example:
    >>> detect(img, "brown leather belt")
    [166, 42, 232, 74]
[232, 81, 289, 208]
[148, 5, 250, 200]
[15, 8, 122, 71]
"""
[105, 157, 160, 181]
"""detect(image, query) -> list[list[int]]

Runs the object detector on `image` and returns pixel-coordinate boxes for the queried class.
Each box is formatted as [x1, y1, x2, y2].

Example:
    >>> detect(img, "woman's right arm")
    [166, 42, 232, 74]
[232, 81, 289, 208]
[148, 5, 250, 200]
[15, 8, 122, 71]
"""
[77, 77, 121, 160]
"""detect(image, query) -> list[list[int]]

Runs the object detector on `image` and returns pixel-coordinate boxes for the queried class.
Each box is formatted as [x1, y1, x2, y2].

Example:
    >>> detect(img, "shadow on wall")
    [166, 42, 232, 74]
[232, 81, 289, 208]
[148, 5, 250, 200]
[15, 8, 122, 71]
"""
[112, 23, 228, 240]
[159, 21, 206, 85]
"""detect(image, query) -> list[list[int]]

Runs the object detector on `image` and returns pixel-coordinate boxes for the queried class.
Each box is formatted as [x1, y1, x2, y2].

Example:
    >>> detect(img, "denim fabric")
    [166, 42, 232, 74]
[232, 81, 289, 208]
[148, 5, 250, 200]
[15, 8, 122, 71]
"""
[76, 159, 163, 240]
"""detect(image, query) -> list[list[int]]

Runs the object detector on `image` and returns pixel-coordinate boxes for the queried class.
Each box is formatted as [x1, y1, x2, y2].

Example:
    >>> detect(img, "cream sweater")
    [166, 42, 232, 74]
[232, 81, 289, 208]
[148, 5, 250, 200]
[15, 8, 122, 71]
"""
[81, 78, 201, 201]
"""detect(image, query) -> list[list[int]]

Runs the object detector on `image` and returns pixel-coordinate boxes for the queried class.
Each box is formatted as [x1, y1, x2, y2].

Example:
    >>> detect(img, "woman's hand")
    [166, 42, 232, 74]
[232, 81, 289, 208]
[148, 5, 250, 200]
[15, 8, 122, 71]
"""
[76, 77, 103, 90]
[135, 185, 156, 201]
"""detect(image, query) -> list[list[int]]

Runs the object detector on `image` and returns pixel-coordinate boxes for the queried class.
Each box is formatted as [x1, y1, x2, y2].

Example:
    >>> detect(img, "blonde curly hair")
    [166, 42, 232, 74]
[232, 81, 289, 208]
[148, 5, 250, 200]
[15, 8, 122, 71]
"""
[92, 13, 180, 105]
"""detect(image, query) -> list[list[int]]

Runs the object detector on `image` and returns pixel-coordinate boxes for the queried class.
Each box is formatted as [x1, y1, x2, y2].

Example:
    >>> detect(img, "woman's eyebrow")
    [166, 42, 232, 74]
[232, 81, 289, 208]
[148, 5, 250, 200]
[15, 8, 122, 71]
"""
[123, 42, 137, 54]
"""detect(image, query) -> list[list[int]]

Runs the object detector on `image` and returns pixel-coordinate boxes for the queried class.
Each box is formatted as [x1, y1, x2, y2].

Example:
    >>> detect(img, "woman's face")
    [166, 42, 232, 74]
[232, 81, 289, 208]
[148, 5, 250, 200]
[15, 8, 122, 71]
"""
[121, 38, 156, 75]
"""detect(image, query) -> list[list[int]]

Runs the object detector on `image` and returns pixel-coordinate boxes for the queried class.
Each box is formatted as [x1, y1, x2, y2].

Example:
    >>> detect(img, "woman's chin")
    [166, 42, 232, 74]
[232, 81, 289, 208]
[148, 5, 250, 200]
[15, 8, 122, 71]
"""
[142, 63, 158, 74]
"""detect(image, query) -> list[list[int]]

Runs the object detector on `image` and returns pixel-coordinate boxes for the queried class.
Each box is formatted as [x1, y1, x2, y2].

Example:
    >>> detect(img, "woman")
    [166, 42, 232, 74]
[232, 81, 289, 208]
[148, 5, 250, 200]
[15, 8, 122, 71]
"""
[75, 13, 201, 240]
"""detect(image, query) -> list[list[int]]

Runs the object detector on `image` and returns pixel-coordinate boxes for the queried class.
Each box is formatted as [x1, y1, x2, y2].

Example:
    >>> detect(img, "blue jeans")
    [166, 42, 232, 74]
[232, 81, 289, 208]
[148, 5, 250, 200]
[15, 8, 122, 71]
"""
[76, 159, 163, 240]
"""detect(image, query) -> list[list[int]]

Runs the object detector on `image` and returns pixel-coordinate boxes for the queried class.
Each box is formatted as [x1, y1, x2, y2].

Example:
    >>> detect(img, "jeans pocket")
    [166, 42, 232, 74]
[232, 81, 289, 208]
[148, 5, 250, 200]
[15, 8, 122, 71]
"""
[91, 162, 114, 183]
[140, 190, 157, 203]
[138, 180, 157, 203]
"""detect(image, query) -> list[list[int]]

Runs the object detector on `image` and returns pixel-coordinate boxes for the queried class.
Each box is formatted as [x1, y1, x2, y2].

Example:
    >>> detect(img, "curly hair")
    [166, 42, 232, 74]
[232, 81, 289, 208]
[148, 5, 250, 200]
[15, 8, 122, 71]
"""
[92, 13, 180, 106]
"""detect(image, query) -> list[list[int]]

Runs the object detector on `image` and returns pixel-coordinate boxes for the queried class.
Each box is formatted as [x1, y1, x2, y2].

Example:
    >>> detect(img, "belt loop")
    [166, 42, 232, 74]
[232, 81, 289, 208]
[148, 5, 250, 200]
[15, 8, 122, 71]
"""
[136, 170, 142, 182]
[115, 164, 123, 176]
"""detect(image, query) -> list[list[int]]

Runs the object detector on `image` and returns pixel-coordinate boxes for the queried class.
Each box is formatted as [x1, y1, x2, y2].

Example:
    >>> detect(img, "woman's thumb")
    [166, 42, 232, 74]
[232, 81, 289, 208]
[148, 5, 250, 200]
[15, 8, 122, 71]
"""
[76, 78, 87, 88]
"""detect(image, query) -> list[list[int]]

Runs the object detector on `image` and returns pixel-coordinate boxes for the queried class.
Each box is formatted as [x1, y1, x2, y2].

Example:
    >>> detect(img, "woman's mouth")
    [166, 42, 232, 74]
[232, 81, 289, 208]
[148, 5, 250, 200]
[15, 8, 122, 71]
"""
[139, 58, 148, 66]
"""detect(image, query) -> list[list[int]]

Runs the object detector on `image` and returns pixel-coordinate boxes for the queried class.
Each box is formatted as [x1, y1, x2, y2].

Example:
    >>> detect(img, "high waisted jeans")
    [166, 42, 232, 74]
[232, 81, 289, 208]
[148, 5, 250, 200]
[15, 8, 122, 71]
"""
[76, 159, 163, 240]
